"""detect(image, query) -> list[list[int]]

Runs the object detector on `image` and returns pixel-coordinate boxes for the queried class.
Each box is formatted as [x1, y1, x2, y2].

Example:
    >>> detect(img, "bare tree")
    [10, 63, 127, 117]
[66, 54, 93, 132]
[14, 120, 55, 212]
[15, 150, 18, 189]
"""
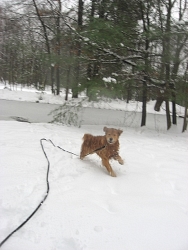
[182, 62, 188, 132]
[155, 0, 188, 129]
[72, 0, 84, 98]
[139, 0, 151, 127]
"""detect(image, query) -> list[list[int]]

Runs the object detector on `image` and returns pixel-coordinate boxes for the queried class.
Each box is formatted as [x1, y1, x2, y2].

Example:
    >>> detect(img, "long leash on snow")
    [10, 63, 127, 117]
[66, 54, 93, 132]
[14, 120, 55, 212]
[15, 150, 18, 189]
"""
[0, 138, 106, 248]
[0, 139, 52, 248]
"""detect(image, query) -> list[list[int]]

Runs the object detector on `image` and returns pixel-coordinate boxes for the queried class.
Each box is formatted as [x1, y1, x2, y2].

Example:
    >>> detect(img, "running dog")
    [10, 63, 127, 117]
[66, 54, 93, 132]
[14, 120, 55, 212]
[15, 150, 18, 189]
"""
[80, 127, 124, 177]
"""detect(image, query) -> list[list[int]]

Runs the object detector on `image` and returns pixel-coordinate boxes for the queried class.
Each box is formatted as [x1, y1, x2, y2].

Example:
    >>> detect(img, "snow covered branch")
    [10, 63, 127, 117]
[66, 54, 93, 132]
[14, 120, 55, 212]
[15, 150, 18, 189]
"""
[61, 16, 142, 67]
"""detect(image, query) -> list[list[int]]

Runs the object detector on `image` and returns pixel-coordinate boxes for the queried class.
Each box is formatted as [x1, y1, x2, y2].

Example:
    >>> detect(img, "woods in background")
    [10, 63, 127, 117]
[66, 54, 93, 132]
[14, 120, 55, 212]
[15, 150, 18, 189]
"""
[0, 0, 187, 130]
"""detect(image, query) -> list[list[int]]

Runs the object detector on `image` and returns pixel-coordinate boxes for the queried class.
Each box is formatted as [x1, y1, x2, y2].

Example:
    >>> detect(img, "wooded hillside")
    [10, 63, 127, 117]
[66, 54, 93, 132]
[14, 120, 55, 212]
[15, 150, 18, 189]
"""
[0, 0, 187, 130]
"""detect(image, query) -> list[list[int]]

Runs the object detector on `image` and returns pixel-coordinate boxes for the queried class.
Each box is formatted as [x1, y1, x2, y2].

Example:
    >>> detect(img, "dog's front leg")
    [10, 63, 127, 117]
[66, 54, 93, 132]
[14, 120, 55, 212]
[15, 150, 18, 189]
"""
[102, 158, 116, 177]
[113, 154, 124, 165]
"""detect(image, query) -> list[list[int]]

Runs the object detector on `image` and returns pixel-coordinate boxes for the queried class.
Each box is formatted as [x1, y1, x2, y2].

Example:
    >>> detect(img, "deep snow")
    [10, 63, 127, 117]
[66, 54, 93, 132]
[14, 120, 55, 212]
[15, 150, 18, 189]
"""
[0, 84, 185, 117]
[0, 85, 188, 250]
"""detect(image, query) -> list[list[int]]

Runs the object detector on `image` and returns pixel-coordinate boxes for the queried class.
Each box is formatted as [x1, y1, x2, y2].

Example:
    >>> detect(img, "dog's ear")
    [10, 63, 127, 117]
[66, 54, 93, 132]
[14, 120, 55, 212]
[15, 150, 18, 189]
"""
[103, 126, 108, 132]
[118, 129, 123, 135]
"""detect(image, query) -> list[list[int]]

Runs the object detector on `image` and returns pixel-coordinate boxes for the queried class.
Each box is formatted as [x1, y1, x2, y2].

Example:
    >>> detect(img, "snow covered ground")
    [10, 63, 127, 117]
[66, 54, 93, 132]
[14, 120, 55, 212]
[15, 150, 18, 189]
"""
[0, 84, 188, 250]
[0, 83, 185, 116]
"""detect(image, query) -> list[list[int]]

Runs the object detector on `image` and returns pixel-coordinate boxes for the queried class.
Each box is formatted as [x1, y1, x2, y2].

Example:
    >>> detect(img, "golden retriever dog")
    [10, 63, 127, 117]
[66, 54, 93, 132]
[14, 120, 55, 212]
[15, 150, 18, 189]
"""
[80, 127, 124, 177]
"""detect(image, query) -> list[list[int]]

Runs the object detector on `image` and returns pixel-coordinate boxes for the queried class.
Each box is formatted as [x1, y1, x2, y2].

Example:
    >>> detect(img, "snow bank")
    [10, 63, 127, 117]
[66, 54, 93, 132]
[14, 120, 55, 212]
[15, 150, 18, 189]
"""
[0, 122, 188, 250]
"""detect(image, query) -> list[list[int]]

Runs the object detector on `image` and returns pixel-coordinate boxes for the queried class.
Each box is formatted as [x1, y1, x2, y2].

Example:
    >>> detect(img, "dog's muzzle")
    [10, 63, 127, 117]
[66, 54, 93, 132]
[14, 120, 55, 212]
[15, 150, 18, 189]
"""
[108, 138, 114, 144]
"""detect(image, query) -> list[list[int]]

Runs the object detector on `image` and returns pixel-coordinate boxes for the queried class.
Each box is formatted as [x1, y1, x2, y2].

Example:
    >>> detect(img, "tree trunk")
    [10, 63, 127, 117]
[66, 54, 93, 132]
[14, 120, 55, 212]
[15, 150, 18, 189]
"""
[32, 0, 55, 94]
[72, 0, 84, 98]
[126, 84, 132, 103]
[91, 0, 95, 18]
[55, 0, 62, 95]
[166, 100, 171, 130]
[56, 66, 60, 95]
[172, 100, 177, 125]
[51, 66, 55, 94]
[140, 1, 150, 127]
[182, 105, 187, 132]
[72, 59, 79, 98]
[164, 1, 172, 130]
[182, 62, 188, 132]
[65, 66, 71, 101]
[99, 0, 106, 19]
[141, 81, 147, 126]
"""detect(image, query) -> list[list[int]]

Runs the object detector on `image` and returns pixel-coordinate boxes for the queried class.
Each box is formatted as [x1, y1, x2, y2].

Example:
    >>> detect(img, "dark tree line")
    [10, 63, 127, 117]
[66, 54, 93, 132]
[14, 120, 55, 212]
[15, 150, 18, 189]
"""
[0, 0, 187, 131]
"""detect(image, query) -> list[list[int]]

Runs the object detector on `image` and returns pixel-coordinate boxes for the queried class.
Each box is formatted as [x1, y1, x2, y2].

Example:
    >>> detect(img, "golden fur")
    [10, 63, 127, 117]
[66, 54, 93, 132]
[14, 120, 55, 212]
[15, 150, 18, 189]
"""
[80, 127, 124, 177]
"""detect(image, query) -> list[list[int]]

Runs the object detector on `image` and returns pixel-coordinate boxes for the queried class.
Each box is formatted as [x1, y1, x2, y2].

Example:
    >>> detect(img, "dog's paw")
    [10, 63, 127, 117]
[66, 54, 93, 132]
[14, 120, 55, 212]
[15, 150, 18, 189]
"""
[118, 158, 124, 165]
[110, 171, 116, 177]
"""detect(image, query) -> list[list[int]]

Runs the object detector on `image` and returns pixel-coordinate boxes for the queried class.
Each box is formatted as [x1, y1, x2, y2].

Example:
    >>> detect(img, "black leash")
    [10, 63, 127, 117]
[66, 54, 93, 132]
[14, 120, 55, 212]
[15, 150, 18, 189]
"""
[91, 145, 106, 153]
[0, 138, 105, 248]
[50, 139, 79, 157]
[0, 139, 52, 248]
[51, 139, 106, 156]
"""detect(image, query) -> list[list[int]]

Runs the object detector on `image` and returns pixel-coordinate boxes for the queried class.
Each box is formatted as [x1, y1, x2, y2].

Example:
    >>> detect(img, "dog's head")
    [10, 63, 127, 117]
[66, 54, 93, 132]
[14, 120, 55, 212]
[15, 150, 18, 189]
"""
[103, 127, 123, 144]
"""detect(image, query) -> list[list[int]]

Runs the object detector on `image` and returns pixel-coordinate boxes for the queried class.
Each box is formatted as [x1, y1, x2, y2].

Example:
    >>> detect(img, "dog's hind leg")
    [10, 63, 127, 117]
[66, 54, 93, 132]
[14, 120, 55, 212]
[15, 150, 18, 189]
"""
[80, 148, 86, 160]
[80, 144, 85, 159]
[102, 158, 116, 177]
[80, 146, 91, 159]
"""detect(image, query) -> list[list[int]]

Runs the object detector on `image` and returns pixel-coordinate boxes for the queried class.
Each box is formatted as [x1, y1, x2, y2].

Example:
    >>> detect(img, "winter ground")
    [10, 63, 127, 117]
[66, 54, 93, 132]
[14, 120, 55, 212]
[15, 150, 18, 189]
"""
[0, 83, 185, 117]
[0, 84, 188, 250]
